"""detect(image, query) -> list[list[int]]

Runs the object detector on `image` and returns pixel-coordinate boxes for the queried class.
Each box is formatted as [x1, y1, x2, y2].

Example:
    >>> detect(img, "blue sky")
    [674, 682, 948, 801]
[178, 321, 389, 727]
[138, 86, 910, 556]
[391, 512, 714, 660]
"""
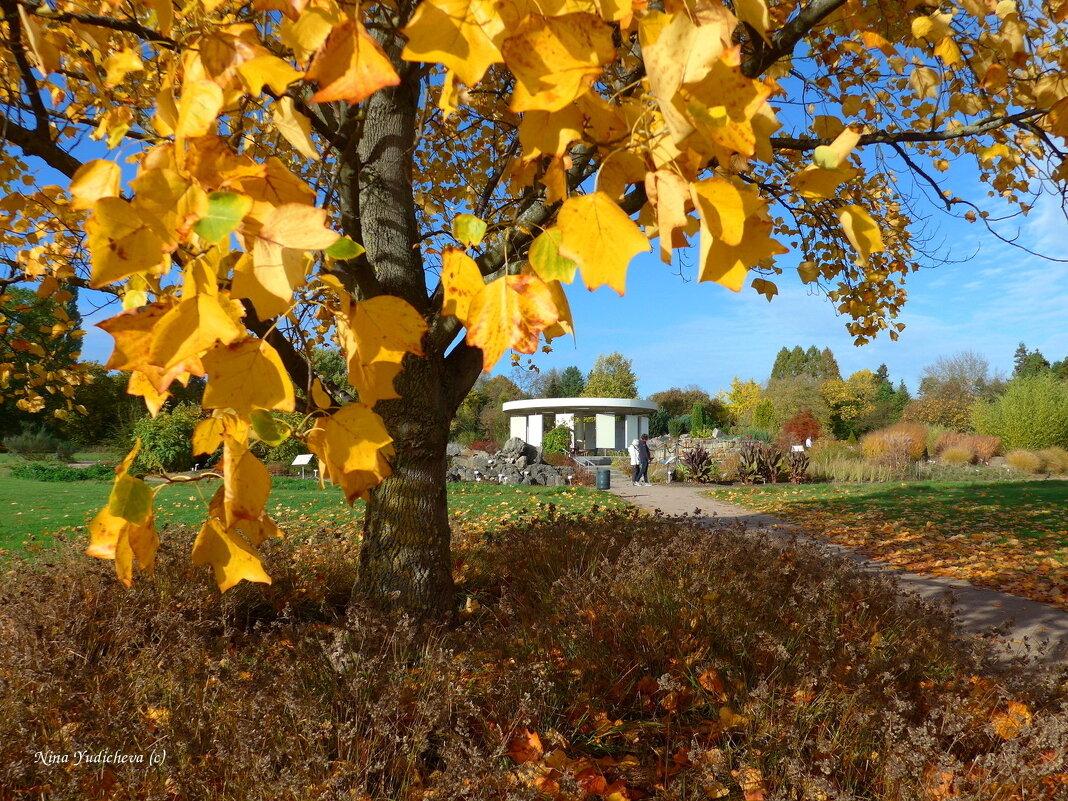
[75, 187, 1066, 399]
[497, 192, 1068, 398]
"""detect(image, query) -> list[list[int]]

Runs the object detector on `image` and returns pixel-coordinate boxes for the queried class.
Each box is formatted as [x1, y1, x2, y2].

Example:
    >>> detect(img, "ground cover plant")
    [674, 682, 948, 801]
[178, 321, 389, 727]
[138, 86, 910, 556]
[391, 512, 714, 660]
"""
[2, 509, 1067, 800]
[710, 481, 1068, 610]
[0, 474, 627, 557]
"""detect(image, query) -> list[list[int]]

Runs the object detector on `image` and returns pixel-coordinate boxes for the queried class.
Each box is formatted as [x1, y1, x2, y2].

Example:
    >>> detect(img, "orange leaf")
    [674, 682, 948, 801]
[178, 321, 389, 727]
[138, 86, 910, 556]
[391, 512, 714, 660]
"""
[507, 728, 544, 764]
[306, 20, 400, 104]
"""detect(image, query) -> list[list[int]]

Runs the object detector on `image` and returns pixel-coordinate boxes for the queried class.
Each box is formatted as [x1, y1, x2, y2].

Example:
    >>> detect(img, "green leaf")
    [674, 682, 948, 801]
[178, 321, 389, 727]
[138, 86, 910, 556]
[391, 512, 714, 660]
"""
[453, 214, 488, 248]
[813, 145, 840, 170]
[250, 409, 292, 447]
[108, 474, 152, 524]
[326, 236, 366, 260]
[193, 191, 253, 244]
[528, 228, 578, 283]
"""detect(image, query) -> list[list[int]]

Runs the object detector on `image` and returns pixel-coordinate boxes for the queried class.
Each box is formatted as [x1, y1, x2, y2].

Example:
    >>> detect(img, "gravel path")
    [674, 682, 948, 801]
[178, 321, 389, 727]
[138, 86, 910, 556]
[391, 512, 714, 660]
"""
[607, 480, 1068, 666]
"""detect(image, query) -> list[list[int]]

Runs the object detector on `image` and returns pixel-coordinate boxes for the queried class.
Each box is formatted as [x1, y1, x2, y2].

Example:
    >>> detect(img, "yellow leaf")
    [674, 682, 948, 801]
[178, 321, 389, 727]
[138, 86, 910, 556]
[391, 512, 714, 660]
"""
[797, 261, 820, 283]
[311, 378, 333, 409]
[790, 164, 859, 200]
[176, 79, 224, 138]
[339, 295, 428, 406]
[237, 54, 303, 96]
[223, 439, 272, 528]
[518, 105, 584, 159]
[305, 404, 394, 504]
[257, 203, 339, 250]
[69, 160, 122, 210]
[465, 273, 560, 370]
[679, 46, 774, 163]
[912, 11, 954, 42]
[306, 19, 400, 104]
[193, 416, 225, 456]
[401, 0, 504, 87]
[87, 506, 159, 587]
[232, 243, 308, 319]
[691, 177, 786, 291]
[645, 170, 691, 264]
[909, 66, 940, 100]
[271, 97, 320, 160]
[149, 294, 245, 373]
[837, 204, 885, 266]
[87, 441, 158, 587]
[103, 47, 144, 87]
[441, 247, 485, 321]
[751, 277, 777, 301]
[734, 0, 772, 43]
[505, 13, 616, 112]
[86, 198, 166, 288]
[537, 276, 574, 342]
[202, 338, 295, 415]
[991, 701, 1032, 739]
[688, 176, 748, 246]
[640, 10, 734, 146]
[557, 192, 648, 295]
[192, 518, 272, 592]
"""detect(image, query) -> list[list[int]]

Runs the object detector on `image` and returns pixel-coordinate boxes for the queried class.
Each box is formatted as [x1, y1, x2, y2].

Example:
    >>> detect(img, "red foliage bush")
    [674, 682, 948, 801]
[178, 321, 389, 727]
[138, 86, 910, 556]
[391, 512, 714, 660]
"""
[780, 409, 822, 446]
[468, 440, 499, 454]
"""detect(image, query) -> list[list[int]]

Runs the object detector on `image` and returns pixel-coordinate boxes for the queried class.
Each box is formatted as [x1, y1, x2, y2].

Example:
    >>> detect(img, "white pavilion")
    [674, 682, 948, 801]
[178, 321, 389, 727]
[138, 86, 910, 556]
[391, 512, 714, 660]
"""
[502, 397, 659, 452]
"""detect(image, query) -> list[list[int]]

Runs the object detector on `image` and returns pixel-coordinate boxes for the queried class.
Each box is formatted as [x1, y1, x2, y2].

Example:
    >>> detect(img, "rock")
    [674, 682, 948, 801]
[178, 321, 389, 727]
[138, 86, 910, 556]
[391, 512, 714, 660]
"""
[446, 442, 464, 457]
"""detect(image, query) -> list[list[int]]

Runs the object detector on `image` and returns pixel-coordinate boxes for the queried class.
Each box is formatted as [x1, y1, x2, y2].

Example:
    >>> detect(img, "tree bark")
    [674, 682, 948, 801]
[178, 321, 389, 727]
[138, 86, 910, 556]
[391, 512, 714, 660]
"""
[359, 350, 455, 618]
[342, 53, 457, 618]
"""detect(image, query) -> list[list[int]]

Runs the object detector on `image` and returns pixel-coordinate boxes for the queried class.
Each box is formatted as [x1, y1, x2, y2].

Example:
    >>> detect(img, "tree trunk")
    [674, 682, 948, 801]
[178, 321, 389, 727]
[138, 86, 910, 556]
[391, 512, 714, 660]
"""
[358, 351, 455, 619]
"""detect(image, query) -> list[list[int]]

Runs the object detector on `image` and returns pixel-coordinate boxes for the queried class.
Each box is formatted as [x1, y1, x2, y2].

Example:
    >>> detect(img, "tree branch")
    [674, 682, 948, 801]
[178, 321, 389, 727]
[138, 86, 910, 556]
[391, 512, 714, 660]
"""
[743, 0, 849, 79]
[772, 109, 1048, 151]
[17, 0, 178, 48]
[2, 0, 51, 133]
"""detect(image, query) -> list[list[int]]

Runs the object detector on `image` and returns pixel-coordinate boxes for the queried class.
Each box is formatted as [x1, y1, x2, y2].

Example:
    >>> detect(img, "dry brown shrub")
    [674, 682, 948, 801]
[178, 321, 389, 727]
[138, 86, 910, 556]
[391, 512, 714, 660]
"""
[1006, 449, 1045, 474]
[941, 445, 975, 466]
[1, 512, 1065, 800]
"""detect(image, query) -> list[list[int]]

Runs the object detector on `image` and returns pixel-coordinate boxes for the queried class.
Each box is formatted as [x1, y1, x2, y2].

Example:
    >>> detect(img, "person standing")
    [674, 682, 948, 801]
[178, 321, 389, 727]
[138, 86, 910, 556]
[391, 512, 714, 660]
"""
[628, 438, 641, 485]
[636, 433, 652, 485]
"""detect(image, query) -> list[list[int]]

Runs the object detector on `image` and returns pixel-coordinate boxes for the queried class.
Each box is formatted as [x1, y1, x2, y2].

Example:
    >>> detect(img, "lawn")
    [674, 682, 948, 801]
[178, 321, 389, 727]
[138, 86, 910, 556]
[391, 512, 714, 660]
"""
[0, 468, 629, 556]
[708, 480, 1068, 609]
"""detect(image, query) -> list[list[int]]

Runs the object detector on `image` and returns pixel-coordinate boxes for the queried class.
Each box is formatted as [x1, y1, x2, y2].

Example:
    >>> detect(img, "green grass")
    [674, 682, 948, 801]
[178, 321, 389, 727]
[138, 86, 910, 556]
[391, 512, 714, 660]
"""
[709, 479, 1068, 544]
[0, 471, 629, 556]
[707, 480, 1068, 608]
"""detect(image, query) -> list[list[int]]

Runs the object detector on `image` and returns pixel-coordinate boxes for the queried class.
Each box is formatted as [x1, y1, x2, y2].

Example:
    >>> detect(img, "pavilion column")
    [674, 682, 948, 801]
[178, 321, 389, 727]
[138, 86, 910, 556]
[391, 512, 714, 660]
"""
[527, 414, 544, 446]
[595, 414, 615, 450]
[624, 415, 639, 445]
[509, 415, 526, 441]
[639, 416, 650, 437]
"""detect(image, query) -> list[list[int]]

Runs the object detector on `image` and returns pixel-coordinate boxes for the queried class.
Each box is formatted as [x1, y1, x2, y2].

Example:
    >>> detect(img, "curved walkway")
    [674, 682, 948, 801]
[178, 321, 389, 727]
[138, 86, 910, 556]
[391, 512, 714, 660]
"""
[607, 481, 1068, 666]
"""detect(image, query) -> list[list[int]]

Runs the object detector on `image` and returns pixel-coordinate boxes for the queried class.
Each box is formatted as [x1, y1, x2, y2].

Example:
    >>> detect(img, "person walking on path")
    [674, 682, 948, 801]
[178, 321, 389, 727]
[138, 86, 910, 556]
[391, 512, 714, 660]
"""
[635, 434, 652, 485]
[628, 438, 641, 485]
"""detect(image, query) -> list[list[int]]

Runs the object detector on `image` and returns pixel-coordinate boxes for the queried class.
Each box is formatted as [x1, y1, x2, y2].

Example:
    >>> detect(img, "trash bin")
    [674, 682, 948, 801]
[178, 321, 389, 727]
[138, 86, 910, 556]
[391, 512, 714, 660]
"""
[595, 467, 611, 490]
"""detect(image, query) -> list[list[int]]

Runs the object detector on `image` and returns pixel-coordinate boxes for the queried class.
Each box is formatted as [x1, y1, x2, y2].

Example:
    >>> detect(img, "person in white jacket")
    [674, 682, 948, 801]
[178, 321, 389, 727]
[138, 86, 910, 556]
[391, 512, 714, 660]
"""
[628, 439, 641, 485]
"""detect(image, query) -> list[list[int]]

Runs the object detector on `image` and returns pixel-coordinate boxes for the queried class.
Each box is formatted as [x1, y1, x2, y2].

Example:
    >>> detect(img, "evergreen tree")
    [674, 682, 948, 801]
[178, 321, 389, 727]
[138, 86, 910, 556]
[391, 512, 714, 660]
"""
[892, 381, 911, 417]
[785, 346, 806, 377]
[804, 346, 820, 376]
[873, 364, 894, 401]
[769, 347, 791, 380]
[558, 366, 586, 398]
[816, 347, 842, 380]
[540, 368, 563, 398]
[1012, 343, 1051, 378]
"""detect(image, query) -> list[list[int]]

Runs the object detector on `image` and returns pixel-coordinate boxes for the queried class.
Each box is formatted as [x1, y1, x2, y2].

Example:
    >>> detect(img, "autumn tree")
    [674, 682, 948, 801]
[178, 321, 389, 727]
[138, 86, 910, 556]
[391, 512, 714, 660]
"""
[582, 352, 639, 398]
[649, 384, 713, 417]
[3, 0, 1068, 618]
